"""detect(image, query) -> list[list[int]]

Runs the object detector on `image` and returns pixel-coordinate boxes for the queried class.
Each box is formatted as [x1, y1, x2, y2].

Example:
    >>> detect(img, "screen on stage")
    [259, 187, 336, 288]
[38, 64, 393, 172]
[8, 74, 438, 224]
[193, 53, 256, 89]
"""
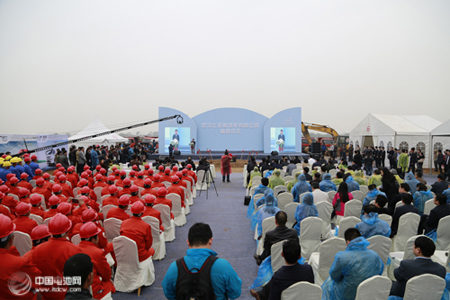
[164, 127, 191, 153]
[270, 127, 295, 152]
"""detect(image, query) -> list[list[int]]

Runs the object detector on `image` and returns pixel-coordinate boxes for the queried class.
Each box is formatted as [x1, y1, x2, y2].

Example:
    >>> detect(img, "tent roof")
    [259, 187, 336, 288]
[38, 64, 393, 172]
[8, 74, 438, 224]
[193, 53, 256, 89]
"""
[69, 117, 127, 143]
[432, 118, 450, 136]
[350, 114, 440, 136]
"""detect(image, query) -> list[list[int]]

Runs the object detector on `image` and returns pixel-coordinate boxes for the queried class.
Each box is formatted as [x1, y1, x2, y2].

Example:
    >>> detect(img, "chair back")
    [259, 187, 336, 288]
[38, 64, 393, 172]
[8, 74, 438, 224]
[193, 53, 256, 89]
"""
[367, 235, 392, 264]
[329, 169, 338, 177]
[355, 275, 392, 300]
[300, 217, 323, 260]
[142, 216, 161, 245]
[113, 235, 140, 270]
[29, 179, 36, 188]
[29, 214, 43, 225]
[102, 205, 117, 220]
[351, 190, 365, 201]
[166, 193, 185, 226]
[12, 231, 32, 256]
[271, 239, 288, 274]
[71, 234, 81, 245]
[8, 193, 20, 201]
[73, 187, 81, 196]
[359, 185, 369, 195]
[274, 185, 288, 196]
[317, 201, 333, 239]
[318, 237, 347, 280]
[283, 176, 294, 183]
[403, 274, 445, 300]
[436, 216, 450, 250]
[394, 201, 404, 210]
[284, 202, 300, 228]
[94, 187, 103, 203]
[254, 194, 264, 209]
[327, 191, 336, 204]
[251, 176, 262, 187]
[299, 192, 309, 204]
[162, 181, 172, 188]
[153, 204, 171, 229]
[394, 213, 420, 251]
[104, 218, 122, 242]
[344, 200, 363, 218]
[337, 216, 361, 238]
[424, 199, 436, 216]
[278, 193, 294, 210]
[43, 218, 51, 226]
[403, 235, 426, 260]
[261, 216, 276, 238]
[378, 214, 392, 227]
[281, 281, 322, 300]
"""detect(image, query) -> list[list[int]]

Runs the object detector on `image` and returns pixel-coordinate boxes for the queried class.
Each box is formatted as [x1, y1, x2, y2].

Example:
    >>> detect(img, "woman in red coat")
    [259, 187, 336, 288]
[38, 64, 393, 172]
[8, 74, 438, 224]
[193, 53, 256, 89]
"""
[221, 150, 233, 183]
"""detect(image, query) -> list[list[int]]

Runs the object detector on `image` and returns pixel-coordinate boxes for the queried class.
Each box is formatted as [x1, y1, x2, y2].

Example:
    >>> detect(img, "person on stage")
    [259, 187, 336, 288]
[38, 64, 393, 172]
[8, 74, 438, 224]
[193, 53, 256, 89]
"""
[172, 129, 180, 151]
[277, 129, 285, 152]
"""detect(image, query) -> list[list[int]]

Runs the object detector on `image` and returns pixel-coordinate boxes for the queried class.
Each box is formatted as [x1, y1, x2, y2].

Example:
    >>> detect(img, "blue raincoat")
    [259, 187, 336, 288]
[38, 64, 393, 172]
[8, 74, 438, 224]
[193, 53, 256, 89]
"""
[292, 174, 312, 202]
[361, 189, 387, 217]
[9, 166, 21, 179]
[355, 213, 391, 238]
[264, 170, 273, 178]
[320, 174, 337, 192]
[321, 237, 384, 300]
[247, 184, 270, 219]
[256, 188, 276, 208]
[443, 188, 450, 204]
[252, 194, 281, 236]
[345, 176, 360, 192]
[294, 193, 319, 235]
[405, 172, 420, 195]
[413, 190, 433, 215]
[90, 149, 99, 167]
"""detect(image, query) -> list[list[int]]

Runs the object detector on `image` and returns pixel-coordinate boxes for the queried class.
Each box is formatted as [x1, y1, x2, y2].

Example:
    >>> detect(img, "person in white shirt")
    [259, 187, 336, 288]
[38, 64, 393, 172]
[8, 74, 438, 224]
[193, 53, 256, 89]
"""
[308, 155, 317, 166]
[311, 182, 328, 204]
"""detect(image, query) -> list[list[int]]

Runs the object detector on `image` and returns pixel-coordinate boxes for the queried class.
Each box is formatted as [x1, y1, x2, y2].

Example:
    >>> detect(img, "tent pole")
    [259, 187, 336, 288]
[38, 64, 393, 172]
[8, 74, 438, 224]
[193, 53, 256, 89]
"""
[430, 135, 433, 175]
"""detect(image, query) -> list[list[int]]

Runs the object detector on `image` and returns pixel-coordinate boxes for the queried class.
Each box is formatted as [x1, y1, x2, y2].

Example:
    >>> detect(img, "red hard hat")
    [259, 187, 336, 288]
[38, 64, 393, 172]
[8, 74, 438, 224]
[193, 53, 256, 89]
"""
[86, 170, 92, 176]
[52, 184, 62, 192]
[153, 174, 161, 182]
[30, 194, 42, 205]
[15, 202, 31, 216]
[100, 168, 106, 174]
[118, 195, 130, 206]
[54, 172, 62, 178]
[130, 185, 139, 193]
[157, 187, 167, 197]
[31, 155, 37, 160]
[81, 209, 97, 222]
[144, 194, 155, 204]
[131, 201, 145, 214]
[31, 225, 51, 241]
[123, 178, 131, 186]
[171, 176, 179, 183]
[108, 185, 118, 194]
[56, 163, 62, 168]
[20, 173, 28, 179]
[48, 213, 72, 235]
[144, 179, 152, 186]
[68, 166, 75, 172]
[95, 174, 103, 180]
[176, 171, 183, 178]
[132, 165, 138, 170]
[79, 222, 101, 239]
[148, 169, 154, 174]
[186, 164, 192, 169]
[35, 169, 42, 174]
[43, 173, 50, 179]
[164, 168, 170, 174]
[0, 192, 4, 200]
[80, 186, 90, 194]
[120, 170, 126, 176]
[19, 188, 29, 197]
[0, 214, 16, 238]
[36, 178, 45, 186]
[24, 157, 31, 162]
[144, 164, 150, 169]
[108, 175, 115, 182]
[114, 169, 120, 175]
[172, 166, 178, 171]
[112, 166, 117, 171]
[6, 173, 15, 181]
[58, 167, 65, 172]
[158, 165, 164, 171]
[10, 177, 19, 184]
[59, 175, 67, 182]
[129, 170, 136, 176]
[83, 165, 90, 170]
[49, 195, 61, 206]
[79, 179, 88, 186]
[0, 185, 10, 194]
[57, 202, 72, 215]
[95, 165, 101, 170]
[182, 169, 188, 174]
[81, 172, 88, 178]
[137, 171, 144, 177]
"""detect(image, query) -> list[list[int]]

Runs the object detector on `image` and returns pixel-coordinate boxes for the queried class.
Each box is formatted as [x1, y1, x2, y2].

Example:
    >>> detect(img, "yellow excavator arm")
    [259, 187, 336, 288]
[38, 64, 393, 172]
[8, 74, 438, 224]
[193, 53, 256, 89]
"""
[301, 122, 340, 143]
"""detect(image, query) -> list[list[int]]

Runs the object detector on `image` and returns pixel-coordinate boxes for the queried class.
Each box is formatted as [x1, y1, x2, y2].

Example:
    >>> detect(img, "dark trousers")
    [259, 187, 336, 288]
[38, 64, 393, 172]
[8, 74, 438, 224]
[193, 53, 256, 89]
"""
[408, 163, 416, 174]
[222, 174, 230, 182]
[257, 280, 272, 300]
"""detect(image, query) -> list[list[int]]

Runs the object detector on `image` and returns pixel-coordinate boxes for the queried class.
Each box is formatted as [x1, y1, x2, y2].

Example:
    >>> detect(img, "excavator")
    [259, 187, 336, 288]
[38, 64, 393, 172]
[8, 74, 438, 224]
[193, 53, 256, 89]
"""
[301, 122, 348, 151]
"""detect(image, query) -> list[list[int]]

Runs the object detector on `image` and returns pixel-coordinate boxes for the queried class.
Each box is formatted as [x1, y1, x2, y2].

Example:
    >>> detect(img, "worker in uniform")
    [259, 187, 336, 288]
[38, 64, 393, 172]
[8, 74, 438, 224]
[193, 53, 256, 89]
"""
[118, 178, 132, 196]
[52, 184, 68, 203]
[106, 195, 131, 221]
[19, 188, 31, 204]
[23, 224, 51, 262]
[128, 185, 143, 204]
[30, 194, 45, 219]
[32, 178, 51, 205]
[102, 185, 120, 207]
[57, 175, 74, 198]
[140, 179, 154, 197]
[23, 156, 35, 180]
[0, 185, 19, 215]
[186, 164, 197, 183]
[0, 192, 16, 220]
[66, 166, 79, 189]
[167, 176, 186, 208]
[8, 176, 22, 197]
[150, 174, 165, 189]
[13, 202, 38, 235]
[18, 173, 33, 191]
[101, 175, 116, 196]
[143, 194, 164, 231]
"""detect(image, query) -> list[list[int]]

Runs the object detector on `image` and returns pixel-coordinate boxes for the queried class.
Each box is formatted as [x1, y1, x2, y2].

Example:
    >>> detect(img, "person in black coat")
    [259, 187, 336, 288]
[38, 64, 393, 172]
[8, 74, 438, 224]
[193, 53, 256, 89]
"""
[388, 183, 411, 215]
[408, 147, 418, 174]
[380, 167, 398, 203]
[390, 236, 446, 298]
[424, 194, 450, 234]
[251, 240, 314, 300]
[390, 194, 419, 237]
[431, 174, 449, 195]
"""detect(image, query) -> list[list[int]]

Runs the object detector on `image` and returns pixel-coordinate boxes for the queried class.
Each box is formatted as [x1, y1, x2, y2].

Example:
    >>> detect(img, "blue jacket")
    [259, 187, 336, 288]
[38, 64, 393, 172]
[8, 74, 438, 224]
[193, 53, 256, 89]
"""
[29, 162, 40, 173]
[162, 248, 242, 300]
[345, 176, 360, 192]
[0, 168, 11, 182]
[90, 149, 99, 167]
[23, 164, 34, 181]
[9, 166, 21, 179]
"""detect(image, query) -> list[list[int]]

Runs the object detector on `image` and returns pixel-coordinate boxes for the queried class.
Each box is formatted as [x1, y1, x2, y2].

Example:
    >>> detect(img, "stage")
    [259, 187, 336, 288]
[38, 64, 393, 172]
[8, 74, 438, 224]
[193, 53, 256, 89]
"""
[148, 151, 310, 162]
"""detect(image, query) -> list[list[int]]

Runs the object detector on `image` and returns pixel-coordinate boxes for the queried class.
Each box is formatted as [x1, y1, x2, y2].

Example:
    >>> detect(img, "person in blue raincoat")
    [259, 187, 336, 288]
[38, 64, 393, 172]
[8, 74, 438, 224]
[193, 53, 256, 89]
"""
[256, 188, 276, 209]
[413, 183, 433, 216]
[321, 228, 384, 300]
[90, 146, 99, 168]
[247, 177, 270, 219]
[404, 172, 420, 195]
[294, 192, 319, 235]
[292, 174, 312, 203]
[355, 204, 391, 238]
[344, 174, 360, 192]
[361, 184, 386, 216]
[320, 174, 337, 192]
[253, 194, 281, 237]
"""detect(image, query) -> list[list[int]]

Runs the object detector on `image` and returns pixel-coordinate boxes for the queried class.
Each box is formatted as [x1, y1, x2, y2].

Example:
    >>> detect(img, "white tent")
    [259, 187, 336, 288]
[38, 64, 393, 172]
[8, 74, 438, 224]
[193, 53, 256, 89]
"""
[349, 114, 441, 168]
[432, 118, 450, 156]
[69, 117, 127, 148]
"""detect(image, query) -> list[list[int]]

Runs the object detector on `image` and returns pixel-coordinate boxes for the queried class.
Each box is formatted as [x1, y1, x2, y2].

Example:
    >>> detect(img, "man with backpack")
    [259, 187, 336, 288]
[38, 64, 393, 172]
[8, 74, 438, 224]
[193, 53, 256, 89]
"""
[162, 222, 242, 299]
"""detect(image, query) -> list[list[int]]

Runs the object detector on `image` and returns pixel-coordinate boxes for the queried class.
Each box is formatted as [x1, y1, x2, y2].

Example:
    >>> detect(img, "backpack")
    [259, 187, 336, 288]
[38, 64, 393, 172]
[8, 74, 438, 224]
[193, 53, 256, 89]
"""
[175, 255, 218, 300]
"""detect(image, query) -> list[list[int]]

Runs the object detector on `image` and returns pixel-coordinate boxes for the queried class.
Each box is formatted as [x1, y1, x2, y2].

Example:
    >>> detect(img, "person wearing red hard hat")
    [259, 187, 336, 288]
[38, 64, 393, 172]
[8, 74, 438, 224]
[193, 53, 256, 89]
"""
[72, 195, 89, 220]
[85, 170, 95, 188]
[66, 165, 79, 188]
[0, 185, 19, 215]
[57, 202, 80, 232]
[160, 167, 172, 183]
[0, 214, 42, 300]
[151, 174, 165, 189]
[42, 172, 53, 192]
[22, 224, 51, 261]
[78, 222, 116, 299]
[44, 195, 61, 220]
[18, 188, 31, 204]
[155, 187, 174, 219]
[18, 173, 33, 192]
[32, 213, 81, 300]
[52, 184, 68, 204]
[32, 168, 43, 180]
[13, 202, 38, 235]
[129, 170, 137, 180]
[32, 177, 52, 205]
[101, 175, 116, 196]
[57, 174, 75, 198]
[186, 164, 197, 183]
[4, 172, 16, 189]
[128, 185, 143, 205]
[141, 179, 155, 197]
[146, 168, 155, 181]
[181, 168, 194, 191]
[77, 184, 97, 202]
[8, 176, 22, 197]
[170, 165, 179, 176]
[143, 164, 151, 177]
[120, 201, 155, 262]
[106, 195, 131, 221]
[157, 164, 165, 175]
[0, 192, 15, 220]
[175, 171, 188, 190]
[118, 178, 132, 197]
[133, 171, 145, 188]
[102, 185, 120, 206]
[29, 155, 40, 172]
[30, 194, 45, 219]
[114, 170, 127, 188]
[93, 174, 107, 189]
[143, 194, 164, 231]
[23, 156, 35, 180]
[167, 176, 185, 208]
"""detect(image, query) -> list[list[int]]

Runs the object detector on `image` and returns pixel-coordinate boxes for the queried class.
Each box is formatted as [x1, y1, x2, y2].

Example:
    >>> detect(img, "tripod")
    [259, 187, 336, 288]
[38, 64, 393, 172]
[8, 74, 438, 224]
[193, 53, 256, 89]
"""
[198, 164, 219, 199]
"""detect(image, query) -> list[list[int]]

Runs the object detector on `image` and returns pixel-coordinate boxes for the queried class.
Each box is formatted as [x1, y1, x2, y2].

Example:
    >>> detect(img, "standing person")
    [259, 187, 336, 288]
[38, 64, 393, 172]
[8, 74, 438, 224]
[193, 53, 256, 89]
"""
[379, 167, 399, 204]
[77, 147, 86, 175]
[416, 149, 425, 173]
[348, 144, 354, 163]
[168, 144, 174, 158]
[172, 130, 180, 151]
[329, 143, 335, 159]
[435, 150, 444, 174]
[90, 146, 99, 170]
[445, 149, 450, 181]
[189, 139, 196, 154]
[162, 223, 242, 300]
[221, 150, 232, 183]
[388, 147, 396, 170]
[381, 147, 386, 167]
[321, 141, 327, 156]
[398, 149, 409, 179]
[408, 147, 417, 174]
[364, 152, 374, 176]
[69, 145, 77, 166]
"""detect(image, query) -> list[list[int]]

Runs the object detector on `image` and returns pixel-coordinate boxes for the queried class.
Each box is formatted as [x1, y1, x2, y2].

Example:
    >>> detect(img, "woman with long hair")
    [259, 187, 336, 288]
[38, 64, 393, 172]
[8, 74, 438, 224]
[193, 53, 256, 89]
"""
[332, 182, 354, 217]
[379, 167, 398, 202]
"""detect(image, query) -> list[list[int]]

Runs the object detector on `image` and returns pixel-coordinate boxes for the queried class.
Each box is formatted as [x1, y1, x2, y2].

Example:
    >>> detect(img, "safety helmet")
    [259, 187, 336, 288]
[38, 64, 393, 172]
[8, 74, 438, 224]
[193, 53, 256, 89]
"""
[48, 213, 72, 235]
[130, 201, 145, 214]
[79, 222, 101, 239]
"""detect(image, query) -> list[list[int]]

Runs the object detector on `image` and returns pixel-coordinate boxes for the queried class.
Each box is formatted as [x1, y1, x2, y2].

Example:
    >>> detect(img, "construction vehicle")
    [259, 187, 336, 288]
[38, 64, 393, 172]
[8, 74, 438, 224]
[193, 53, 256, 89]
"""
[301, 122, 348, 152]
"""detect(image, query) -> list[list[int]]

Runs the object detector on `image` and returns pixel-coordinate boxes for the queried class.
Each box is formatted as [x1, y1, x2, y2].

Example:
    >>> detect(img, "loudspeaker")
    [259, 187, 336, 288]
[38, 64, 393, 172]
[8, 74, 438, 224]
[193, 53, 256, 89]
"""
[311, 142, 321, 153]
[174, 150, 181, 156]
[271, 151, 279, 156]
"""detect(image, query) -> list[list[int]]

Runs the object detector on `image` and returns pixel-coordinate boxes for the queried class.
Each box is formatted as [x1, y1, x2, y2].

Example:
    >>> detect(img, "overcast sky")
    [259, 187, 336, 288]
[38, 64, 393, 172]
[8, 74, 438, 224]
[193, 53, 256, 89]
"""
[0, 0, 449, 136]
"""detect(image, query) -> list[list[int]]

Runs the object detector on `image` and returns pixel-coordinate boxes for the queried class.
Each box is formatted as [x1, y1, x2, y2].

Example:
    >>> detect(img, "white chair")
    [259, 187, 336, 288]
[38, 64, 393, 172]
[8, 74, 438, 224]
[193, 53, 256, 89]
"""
[379, 214, 392, 227]
[283, 176, 294, 183]
[142, 216, 166, 261]
[424, 199, 436, 216]
[256, 216, 277, 255]
[71, 234, 81, 245]
[403, 274, 445, 300]
[113, 236, 155, 294]
[351, 190, 365, 201]
[355, 275, 392, 300]
[309, 237, 347, 285]
[196, 170, 208, 190]
[391, 213, 420, 251]
[394, 201, 404, 211]
[29, 179, 36, 188]
[435, 216, 450, 250]
[317, 201, 333, 240]
[278, 193, 294, 210]
[101, 205, 117, 220]
[43, 218, 51, 226]
[183, 180, 194, 206]
[270, 239, 288, 274]
[281, 282, 322, 300]
[360, 185, 369, 195]
[251, 176, 262, 188]
[343, 200, 363, 218]
[153, 204, 175, 242]
[104, 218, 122, 243]
[254, 194, 264, 209]
[12, 231, 32, 256]
[162, 181, 172, 188]
[274, 185, 288, 196]
[336, 216, 360, 239]
[167, 193, 186, 227]
[284, 202, 300, 229]
[73, 187, 81, 196]
[94, 187, 103, 204]
[329, 169, 338, 177]
[327, 191, 336, 204]
[8, 193, 20, 201]
[367, 235, 392, 268]
[299, 217, 322, 260]
[29, 214, 43, 225]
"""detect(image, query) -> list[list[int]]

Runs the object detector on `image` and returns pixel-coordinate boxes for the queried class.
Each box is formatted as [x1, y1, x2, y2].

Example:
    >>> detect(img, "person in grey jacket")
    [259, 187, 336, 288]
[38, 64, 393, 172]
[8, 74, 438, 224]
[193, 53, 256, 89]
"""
[77, 147, 86, 175]
[59, 149, 70, 169]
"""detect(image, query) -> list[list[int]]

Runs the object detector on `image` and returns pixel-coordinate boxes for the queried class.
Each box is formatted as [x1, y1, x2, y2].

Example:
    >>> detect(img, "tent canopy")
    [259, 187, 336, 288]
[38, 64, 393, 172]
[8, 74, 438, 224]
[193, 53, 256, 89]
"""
[69, 117, 127, 145]
[432, 118, 450, 136]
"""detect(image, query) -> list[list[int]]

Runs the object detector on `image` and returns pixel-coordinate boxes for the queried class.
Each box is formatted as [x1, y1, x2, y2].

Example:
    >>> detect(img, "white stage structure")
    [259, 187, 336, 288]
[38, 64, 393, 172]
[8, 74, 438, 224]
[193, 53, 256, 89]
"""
[69, 117, 127, 148]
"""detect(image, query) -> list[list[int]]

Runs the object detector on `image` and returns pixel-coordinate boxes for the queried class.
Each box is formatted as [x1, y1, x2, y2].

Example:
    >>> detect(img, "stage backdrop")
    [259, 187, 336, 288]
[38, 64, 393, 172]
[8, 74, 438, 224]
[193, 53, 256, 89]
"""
[158, 107, 302, 154]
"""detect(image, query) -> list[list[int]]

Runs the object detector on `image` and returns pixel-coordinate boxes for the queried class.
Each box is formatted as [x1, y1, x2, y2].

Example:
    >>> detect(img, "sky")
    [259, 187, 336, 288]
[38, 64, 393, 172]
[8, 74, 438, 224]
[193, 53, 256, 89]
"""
[0, 0, 449, 137]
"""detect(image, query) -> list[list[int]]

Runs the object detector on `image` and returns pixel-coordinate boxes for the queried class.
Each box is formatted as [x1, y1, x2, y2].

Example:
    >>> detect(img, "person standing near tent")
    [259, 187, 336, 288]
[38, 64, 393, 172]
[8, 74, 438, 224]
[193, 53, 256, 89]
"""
[398, 149, 409, 178]
[77, 147, 86, 175]
[221, 150, 232, 183]
[90, 145, 99, 169]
